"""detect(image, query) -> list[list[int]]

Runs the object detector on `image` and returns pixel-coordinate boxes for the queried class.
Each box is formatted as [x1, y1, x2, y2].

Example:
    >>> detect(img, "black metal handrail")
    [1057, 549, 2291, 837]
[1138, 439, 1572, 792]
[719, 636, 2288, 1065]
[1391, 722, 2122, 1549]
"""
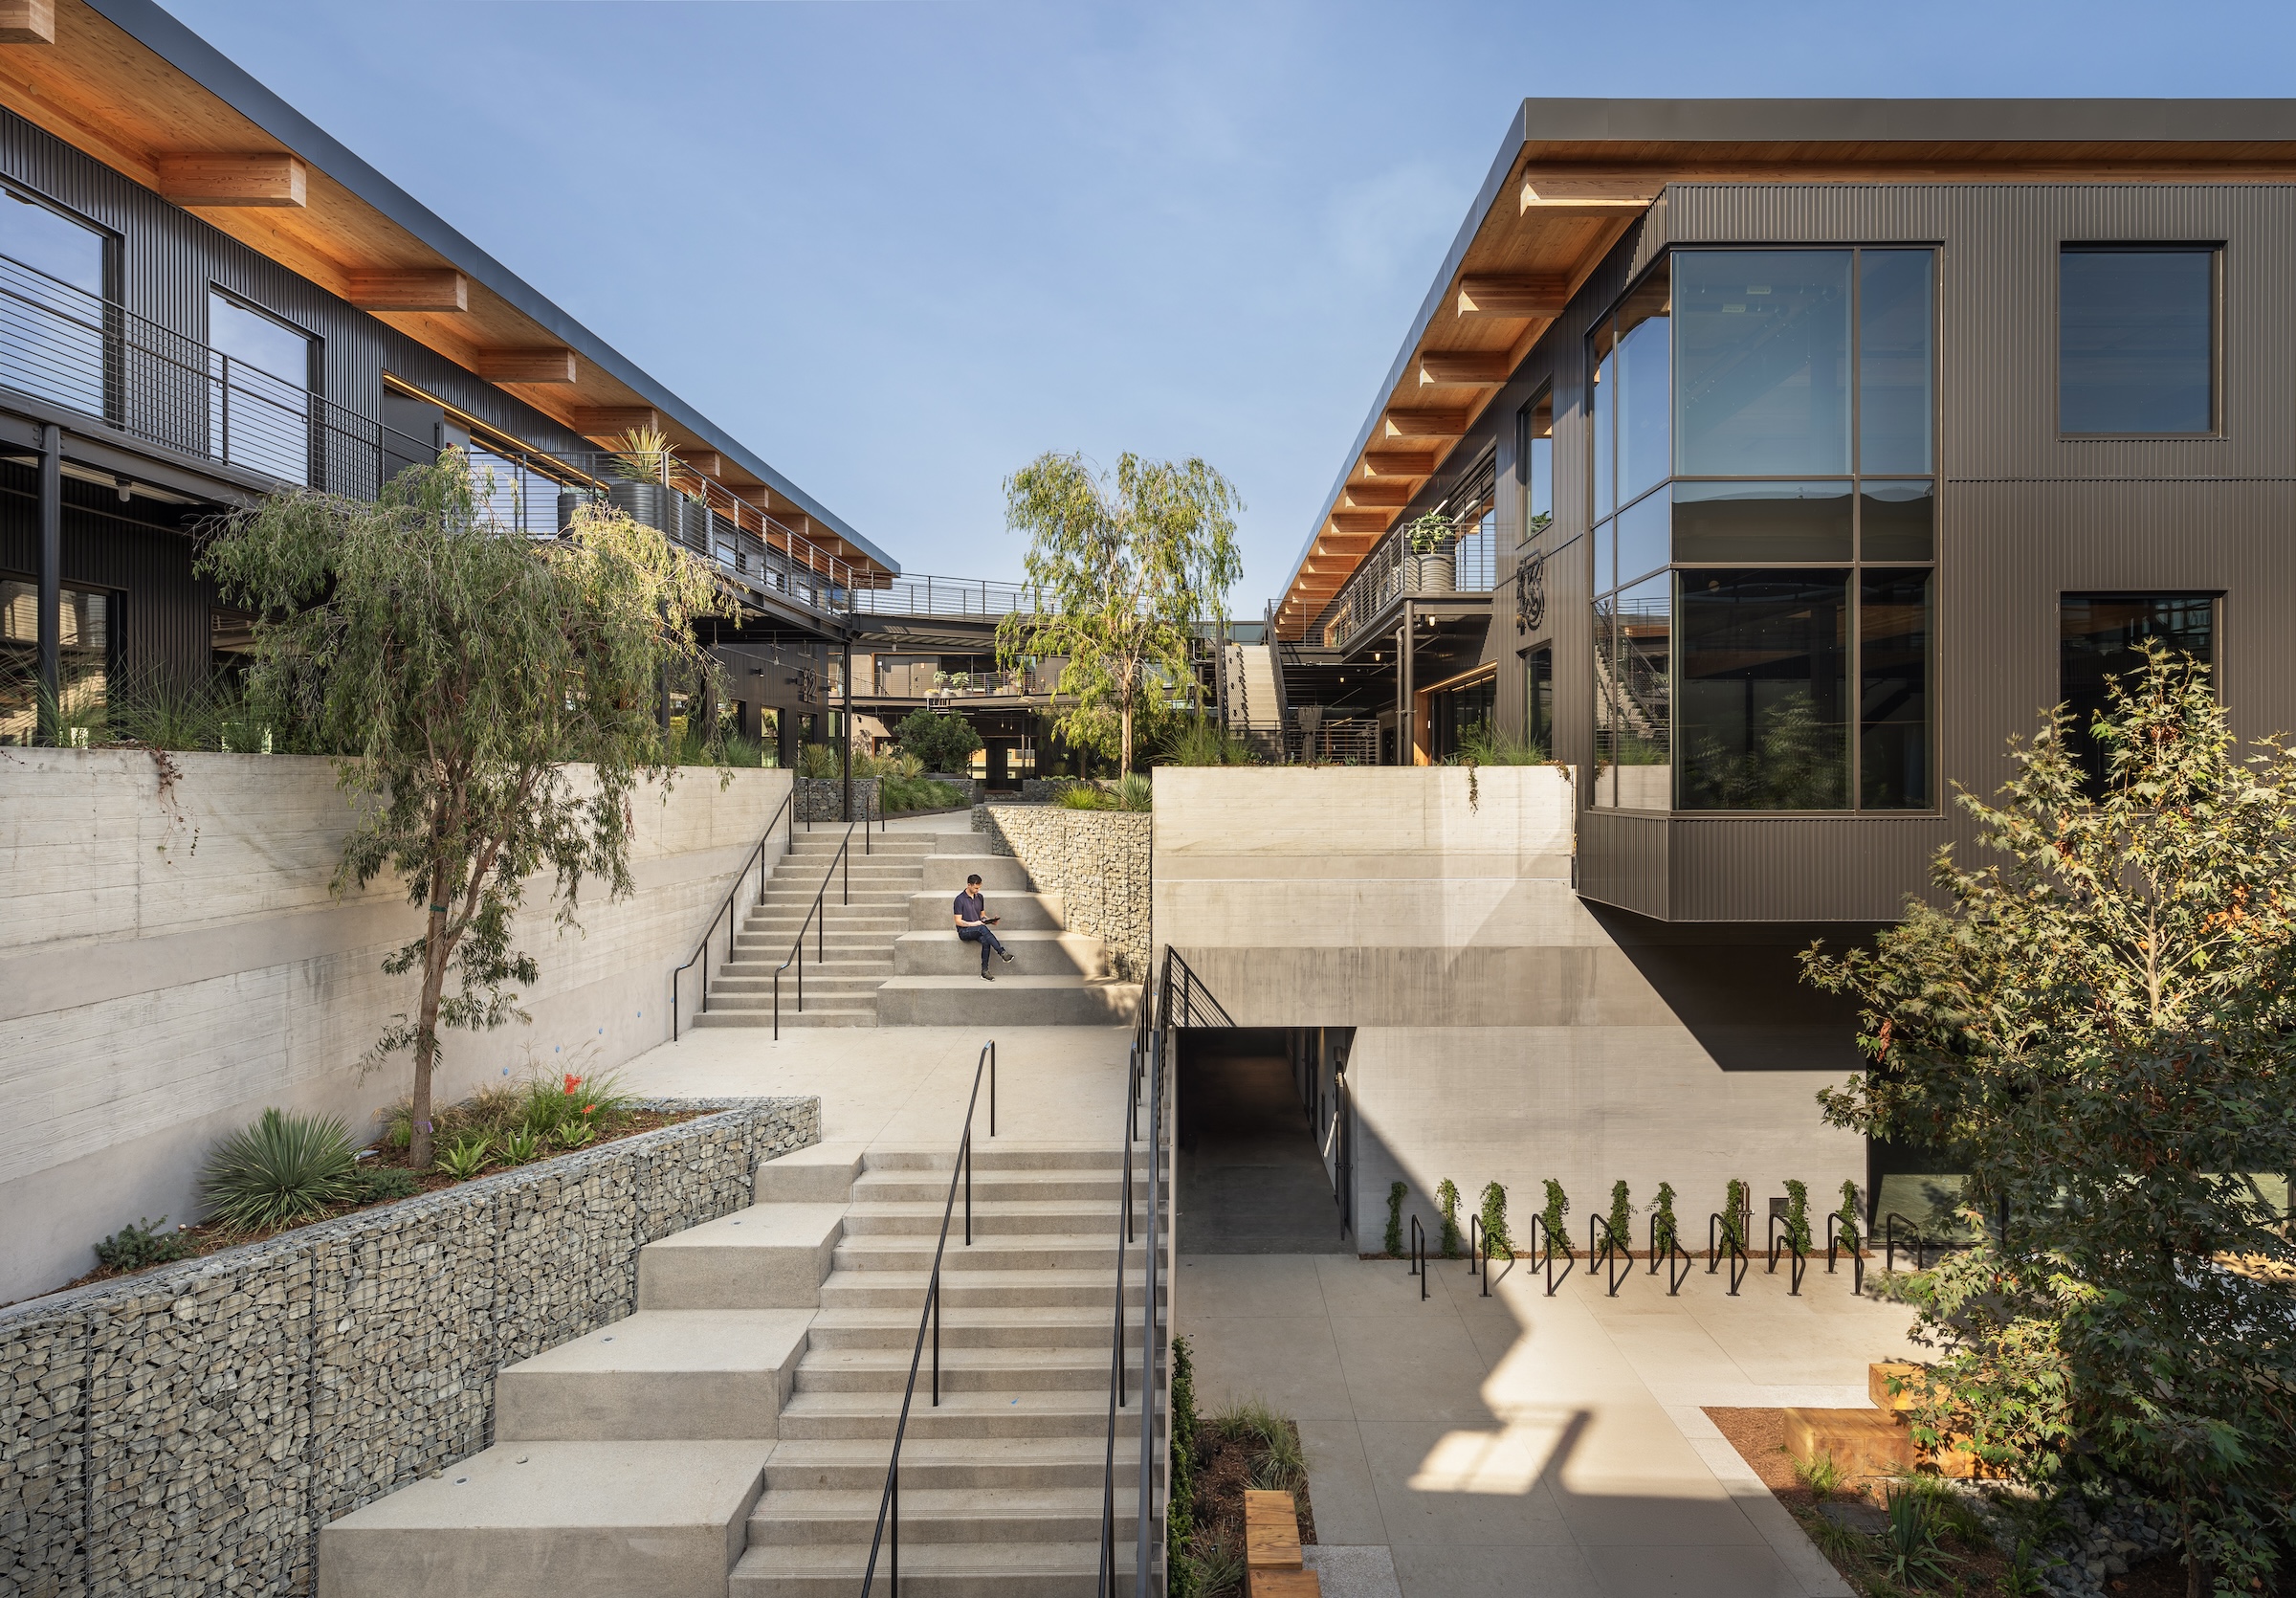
[1098, 978, 1158, 1596]
[1766, 1212, 1809, 1297]
[1826, 1211, 1866, 1295]
[1709, 1212, 1749, 1296]
[670, 788, 794, 1041]
[771, 815, 872, 1040]
[1163, 945, 1235, 1030]
[859, 1040, 997, 1597]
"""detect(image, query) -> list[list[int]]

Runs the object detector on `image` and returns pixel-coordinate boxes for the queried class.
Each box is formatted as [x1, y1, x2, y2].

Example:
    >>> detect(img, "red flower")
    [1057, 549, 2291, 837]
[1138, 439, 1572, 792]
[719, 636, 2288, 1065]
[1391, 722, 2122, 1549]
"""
[582, 1103, 597, 1116]
[563, 1073, 582, 1096]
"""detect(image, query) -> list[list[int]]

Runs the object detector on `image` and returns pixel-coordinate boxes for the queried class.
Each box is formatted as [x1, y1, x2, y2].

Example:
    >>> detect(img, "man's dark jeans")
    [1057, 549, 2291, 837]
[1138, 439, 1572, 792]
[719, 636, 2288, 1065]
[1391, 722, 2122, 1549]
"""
[958, 922, 1006, 973]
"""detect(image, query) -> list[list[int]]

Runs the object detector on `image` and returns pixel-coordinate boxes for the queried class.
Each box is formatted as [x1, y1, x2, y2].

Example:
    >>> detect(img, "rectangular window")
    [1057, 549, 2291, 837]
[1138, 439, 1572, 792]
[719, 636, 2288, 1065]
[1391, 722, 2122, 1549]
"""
[1616, 488, 1668, 588]
[1615, 274, 1670, 506]
[1860, 480, 1933, 563]
[2060, 593, 2216, 793]
[1860, 571, 1931, 810]
[1, 576, 111, 744]
[0, 188, 109, 419]
[2060, 248, 2215, 435]
[1677, 570, 1849, 811]
[1523, 645, 1553, 755]
[1672, 480, 1851, 563]
[1591, 321, 1617, 522]
[209, 289, 315, 484]
[1519, 389, 1553, 546]
[1858, 251, 1935, 474]
[1675, 250, 1850, 477]
[1593, 575, 1670, 810]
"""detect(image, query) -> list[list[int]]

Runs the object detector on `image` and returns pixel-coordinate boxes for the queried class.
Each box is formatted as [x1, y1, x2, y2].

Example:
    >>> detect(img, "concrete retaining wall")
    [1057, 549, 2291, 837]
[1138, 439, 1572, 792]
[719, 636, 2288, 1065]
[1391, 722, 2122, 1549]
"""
[976, 805, 1151, 982]
[0, 748, 791, 1302]
[0, 1096, 817, 1598]
[1151, 766, 1865, 1244]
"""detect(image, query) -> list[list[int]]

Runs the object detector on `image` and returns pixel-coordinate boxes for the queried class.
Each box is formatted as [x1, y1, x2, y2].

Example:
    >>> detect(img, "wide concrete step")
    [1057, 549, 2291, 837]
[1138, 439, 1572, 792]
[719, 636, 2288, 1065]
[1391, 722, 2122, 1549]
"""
[318, 1440, 769, 1598]
[775, 1390, 1143, 1441]
[914, 856, 1033, 891]
[786, 835, 936, 853]
[862, 1147, 1128, 1172]
[832, 1234, 1121, 1273]
[852, 1169, 1135, 1204]
[730, 1539, 1123, 1598]
[874, 976, 1140, 1027]
[806, 1305, 1143, 1349]
[754, 1143, 868, 1205]
[739, 919, 906, 939]
[495, 1309, 812, 1442]
[893, 931, 1117, 979]
[792, 1346, 1132, 1394]
[695, 1006, 878, 1029]
[711, 972, 887, 998]
[744, 1487, 1121, 1546]
[838, 1200, 1141, 1237]
[637, 1204, 844, 1310]
[699, 993, 882, 1014]
[762, 1436, 1139, 1493]
[817, 1269, 1148, 1311]
[906, 891, 1066, 932]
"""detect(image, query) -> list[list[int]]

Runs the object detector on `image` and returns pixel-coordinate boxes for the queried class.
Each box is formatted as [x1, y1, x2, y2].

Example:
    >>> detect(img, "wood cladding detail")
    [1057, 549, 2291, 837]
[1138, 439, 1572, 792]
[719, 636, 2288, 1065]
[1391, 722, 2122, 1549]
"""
[1341, 480, 1414, 508]
[154, 151, 305, 208]
[1383, 408, 1468, 439]
[0, 0, 55, 45]
[474, 347, 578, 384]
[569, 407, 659, 434]
[347, 269, 468, 312]
[1455, 275, 1568, 318]
[1418, 350, 1512, 385]
[676, 449, 724, 477]
[1331, 510, 1392, 535]
[1360, 448, 1436, 477]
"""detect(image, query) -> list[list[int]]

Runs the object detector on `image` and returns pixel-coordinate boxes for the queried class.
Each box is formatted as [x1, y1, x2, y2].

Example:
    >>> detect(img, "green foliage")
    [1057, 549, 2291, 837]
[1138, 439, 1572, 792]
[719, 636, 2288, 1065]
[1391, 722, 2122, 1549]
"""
[1834, 1179, 1861, 1253]
[893, 707, 983, 773]
[1681, 697, 1843, 809]
[346, 1165, 420, 1205]
[1436, 1178, 1462, 1258]
[1160, 713, 1255, 767]
[1481, 1180, 1512, 1260]
[879, 774, 967, 814]
[795, 742, 842, 779]
[1537, 1178, 1568, 1259]
[1650, 1181, 1680, 1256]
[436, 1134, 491, 1181]
[199, 455, 722, 1169]
[502, 1128, 543, 1164]
[203, 1108, 358, 1232]
[1052, 780, 1109, 809]
[1780, 1178, 1812, 1254]
[1721, 1178, 1749, 1253]
[93, 1216, 192, 1273]
[1877, 1482, 1956, 1588]
[1454, 721, 1548, 766]
[1803, 646, 2296, 1586]
[557, 1120, 598, 1149]
[1168, 1334, 1199, 1596]
[1603, 1180, 1633, 1254]
[1402, 509, 1451, 556]
[1791, 1449, 1843, 1500]
[1384, 1181, 1406, 1257]
[996, 451, 1244, 780]
[1184, 1536, 1243, 1598]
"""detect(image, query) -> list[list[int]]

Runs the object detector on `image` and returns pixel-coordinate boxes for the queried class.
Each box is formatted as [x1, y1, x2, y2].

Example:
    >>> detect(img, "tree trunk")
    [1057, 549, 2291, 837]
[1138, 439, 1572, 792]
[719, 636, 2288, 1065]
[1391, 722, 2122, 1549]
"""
[1119, 697, 1133, 783]
[408, 882, 451, 1171]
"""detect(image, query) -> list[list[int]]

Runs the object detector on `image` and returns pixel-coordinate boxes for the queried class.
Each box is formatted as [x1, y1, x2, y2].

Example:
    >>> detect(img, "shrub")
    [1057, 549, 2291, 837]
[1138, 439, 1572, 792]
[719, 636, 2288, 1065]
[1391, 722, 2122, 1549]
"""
[1834, 1179, 1861, 1252]
[346, 1165, 420, 1205]
[436, 1133, 491, 1180]
[1781, 1179, 1812, 1254]
[1481, 1181, 1512, 1260]
[502, 1127, 543, 1164]
[1537, 1178, 1568, 1259]
[1650, 1181, 1680, 1256]
[1052, 781, 1110, 810]
[1168, 1334, 1199, 1596]
[1604, 1181, 1633, 1254]
[558, 1120, 598, 1149]
[795, 743, 841, 779]
[519, 1071, 634, 1142]
[94, 1216, 192, 1273]
[1384, 1181, 1405, 1257]
[1114, 771, 1153, 811]
[1721, 1178, 1749, 1252]
[1162, 714, 1253, 767]
[203, 1108, 359, 1232]
[1436, 1178, 1461, 1258]
[1455, 722, 1548, 766]
[894, 706, 982, 773]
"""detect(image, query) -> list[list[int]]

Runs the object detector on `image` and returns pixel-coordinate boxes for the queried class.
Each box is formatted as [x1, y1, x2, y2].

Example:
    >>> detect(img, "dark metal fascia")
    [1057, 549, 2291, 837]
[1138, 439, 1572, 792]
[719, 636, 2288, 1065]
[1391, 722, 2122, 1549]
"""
[1511, 97, 2296, 145]
[79, 0, 897, 575]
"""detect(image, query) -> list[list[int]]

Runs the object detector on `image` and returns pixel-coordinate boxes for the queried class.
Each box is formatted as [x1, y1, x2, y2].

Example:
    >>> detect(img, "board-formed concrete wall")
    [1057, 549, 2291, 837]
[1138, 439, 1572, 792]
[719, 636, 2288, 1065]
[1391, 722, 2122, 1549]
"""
[976, 804, 1150, 982]
[0, 747, 792, 1302]
[1151, 766, 1866, 1244]
[0, 1097, 817, 1598]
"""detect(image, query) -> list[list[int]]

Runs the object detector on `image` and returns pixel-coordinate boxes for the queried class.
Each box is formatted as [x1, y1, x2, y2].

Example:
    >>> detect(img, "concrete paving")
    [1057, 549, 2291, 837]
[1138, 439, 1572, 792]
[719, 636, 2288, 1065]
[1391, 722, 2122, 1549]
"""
[1178, 1246, 1924, 1598]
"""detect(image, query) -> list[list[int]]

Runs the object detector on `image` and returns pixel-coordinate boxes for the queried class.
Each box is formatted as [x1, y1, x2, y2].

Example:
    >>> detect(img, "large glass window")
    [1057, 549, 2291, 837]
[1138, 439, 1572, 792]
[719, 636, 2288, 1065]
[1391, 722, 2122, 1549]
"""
[0, 189, 108, 418]
[1860, 251, 1935, 473]
[1523, 645, 1552, 755]
[2060, 248, 2215, 436]
[1675, 250, 1850, 477]
[1860, 571, 1932, 809]
[1430, 673, 1494, 763]
[209, 290, 314, 484]
[1, 577, 111, 744]
[2060, 593, 2215, 793]
[1519, 389, 1552, 547]
[1677, 571, 1848, 811]
[1594, 575, 1671, 809]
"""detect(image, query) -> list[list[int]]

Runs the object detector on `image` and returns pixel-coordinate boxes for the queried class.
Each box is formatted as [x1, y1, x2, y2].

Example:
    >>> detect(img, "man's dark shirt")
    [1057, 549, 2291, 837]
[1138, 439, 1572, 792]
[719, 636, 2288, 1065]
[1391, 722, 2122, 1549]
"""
[954, 890, 986, 925]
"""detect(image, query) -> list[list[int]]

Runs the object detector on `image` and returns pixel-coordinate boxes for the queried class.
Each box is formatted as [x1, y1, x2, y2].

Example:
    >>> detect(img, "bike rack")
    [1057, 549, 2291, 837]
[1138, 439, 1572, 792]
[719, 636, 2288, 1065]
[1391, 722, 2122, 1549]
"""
[1708, 1211, 1748, 1296]
[1649, 1212, 1692, 1296]
[1766, 1211, 1808, 1297]
[1588, 1214, 1630, 1298]
[1409, 1214, 1427, 1301]
[1825, 1211, 1866, 1295]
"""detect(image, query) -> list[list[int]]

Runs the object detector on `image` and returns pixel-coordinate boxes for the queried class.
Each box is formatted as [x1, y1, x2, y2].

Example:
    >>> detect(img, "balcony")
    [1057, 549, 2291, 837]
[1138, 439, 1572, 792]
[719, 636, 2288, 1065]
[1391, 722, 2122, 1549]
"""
[847, 573, 1045, 620]
[1320, 516, 1496, 650]
[0, 248, 867, 622]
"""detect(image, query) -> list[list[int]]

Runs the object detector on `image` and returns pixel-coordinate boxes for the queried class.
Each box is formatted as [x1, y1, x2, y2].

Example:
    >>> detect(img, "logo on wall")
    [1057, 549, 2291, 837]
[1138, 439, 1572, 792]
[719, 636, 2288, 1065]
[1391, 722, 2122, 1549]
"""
[1513, 550, 1546, 634]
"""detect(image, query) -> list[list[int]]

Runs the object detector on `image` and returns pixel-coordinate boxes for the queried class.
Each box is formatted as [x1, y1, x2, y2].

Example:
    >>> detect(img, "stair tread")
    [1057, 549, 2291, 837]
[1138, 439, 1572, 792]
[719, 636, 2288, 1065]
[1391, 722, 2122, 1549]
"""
[751, 1487, 1113, 1517]
[781, 1391, 1119, 1416]
[765, 1436, 1116, 1465]
[735, 1542, 1104, 1573]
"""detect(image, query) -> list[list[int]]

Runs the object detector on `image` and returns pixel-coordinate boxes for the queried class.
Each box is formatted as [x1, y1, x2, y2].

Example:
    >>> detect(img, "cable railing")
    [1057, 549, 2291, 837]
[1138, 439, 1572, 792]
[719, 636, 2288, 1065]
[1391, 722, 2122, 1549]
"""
[771, 810, 877, 1039]
[669, 788, 795, 1040]
[847, 572, 1046, 620]
[1319, 514, 1499, 650]
[859, 1040, 998, 1597]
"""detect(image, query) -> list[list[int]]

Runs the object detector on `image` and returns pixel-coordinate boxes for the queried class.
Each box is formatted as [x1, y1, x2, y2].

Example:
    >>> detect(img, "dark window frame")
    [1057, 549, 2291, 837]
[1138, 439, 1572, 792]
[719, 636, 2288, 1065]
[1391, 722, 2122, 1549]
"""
[2055, 243, 2223, 441]
[2058, 590, 2223, 795]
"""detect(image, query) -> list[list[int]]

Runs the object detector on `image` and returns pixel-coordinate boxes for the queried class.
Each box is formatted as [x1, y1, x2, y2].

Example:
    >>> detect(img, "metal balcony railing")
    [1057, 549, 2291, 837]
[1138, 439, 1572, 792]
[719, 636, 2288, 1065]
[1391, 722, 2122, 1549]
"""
[0, 248, 870, 623]
[1320, 513, 1497, 650]
[847, 573, 1046, 620]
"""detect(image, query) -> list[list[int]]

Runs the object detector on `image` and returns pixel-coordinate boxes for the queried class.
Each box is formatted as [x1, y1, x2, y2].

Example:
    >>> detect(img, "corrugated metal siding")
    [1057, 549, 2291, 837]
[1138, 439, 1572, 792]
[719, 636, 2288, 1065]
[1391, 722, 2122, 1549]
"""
[1665, 815, 1948, 923]
[0, 464, 216, 684]
[1578, 808, 1668, 917]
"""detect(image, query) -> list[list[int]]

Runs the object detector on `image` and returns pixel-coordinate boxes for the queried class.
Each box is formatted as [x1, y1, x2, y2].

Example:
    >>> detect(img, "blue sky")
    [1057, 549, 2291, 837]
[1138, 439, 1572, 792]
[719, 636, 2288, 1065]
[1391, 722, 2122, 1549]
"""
[171, 0, 2296, 608]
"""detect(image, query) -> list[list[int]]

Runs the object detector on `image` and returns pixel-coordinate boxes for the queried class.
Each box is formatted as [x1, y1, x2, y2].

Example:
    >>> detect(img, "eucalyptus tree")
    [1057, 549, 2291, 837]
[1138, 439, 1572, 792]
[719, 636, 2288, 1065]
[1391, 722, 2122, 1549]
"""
[996, 451, 1243, 780]
[1803, 647, 2296, 1594]
[200, 454, 725, 1169]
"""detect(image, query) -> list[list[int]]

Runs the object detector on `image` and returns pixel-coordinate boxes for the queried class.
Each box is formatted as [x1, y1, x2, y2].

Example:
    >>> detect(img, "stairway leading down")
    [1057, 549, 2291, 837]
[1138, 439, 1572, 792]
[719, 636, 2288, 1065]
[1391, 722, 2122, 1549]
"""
[695, 827, 1141, 1030]
[314, 1140, 1163, 1598]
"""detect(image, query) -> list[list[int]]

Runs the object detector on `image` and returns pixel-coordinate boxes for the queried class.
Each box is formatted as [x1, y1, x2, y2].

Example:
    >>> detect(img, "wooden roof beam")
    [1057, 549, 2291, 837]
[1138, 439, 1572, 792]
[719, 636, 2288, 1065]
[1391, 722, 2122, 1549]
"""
[1519, 169, 1664, 212]
[156, 152, 305, 208]
[1331, 511, 1392, 535]
[1361, 448, 1437, 478]
[348, 269, 468, 312]
[0, 2, 55, 44]
[1383, 409, 1468, 440]
[676, 450, 725, 477]
[475, 348, 578, 384]
[1455, 276, 1567, 319]
[1342, 480, 1413, 508]
[571, 407, 660, 435]
[1419, 351, 1513, 386]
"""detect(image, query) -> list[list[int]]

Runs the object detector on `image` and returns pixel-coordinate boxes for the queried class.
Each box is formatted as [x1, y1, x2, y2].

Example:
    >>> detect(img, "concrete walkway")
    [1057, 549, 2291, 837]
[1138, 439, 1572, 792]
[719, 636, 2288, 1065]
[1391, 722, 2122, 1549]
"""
[1180, 1246, 1923, 1598]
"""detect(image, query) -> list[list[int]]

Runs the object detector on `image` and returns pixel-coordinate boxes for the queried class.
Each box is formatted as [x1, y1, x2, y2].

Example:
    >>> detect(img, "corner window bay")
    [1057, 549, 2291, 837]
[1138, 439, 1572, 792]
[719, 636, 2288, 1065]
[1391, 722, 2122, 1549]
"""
[1588, 246, 1935, 812]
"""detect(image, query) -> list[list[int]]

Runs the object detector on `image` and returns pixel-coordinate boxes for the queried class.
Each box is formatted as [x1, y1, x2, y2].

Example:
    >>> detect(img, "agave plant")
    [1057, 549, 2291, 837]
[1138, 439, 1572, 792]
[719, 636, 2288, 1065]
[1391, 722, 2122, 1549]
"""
[608, 425, 672, 484]
[435, 1134, 491, 1181]
[502, 1127, 543, 1165]
[202, 1108, 358, 1232]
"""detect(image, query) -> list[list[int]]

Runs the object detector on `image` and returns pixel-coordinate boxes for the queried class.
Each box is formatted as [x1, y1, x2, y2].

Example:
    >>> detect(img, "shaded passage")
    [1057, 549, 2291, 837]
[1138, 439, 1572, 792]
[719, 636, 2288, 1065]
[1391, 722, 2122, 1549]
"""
[1177, 1034, 1351, 1254]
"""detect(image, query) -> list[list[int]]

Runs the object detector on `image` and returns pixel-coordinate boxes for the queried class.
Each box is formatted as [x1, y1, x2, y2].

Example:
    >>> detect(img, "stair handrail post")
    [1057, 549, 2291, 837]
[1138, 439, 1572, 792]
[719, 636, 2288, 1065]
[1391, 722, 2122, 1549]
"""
[1134, 1019, 1166, 1598]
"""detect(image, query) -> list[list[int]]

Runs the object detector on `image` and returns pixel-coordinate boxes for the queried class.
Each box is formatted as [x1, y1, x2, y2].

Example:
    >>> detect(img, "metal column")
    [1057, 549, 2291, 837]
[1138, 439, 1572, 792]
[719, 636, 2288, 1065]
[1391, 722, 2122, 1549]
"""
[840, 628, 854, 823]
[1400, 603, 1416, 766]
[35, 424, 59, 745]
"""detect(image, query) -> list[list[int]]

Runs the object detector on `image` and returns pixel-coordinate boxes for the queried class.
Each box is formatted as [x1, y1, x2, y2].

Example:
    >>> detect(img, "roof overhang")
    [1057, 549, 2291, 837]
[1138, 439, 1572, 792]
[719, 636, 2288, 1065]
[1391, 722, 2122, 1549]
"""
[1274, 97, 2296, 640]
[0, 0, 896, 577]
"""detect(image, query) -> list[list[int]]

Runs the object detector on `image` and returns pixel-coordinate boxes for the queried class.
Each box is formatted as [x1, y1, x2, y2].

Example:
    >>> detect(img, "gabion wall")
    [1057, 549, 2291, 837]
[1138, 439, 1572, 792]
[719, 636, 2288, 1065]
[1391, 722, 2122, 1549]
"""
[975, 805, 1151, 982]
[0, 1097, 818, 1598]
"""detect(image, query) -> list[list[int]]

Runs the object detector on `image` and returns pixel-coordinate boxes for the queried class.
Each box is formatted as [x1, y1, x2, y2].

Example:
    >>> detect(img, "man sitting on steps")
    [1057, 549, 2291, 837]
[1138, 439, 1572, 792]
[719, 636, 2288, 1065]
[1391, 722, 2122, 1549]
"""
[953, 873, 1015, 980]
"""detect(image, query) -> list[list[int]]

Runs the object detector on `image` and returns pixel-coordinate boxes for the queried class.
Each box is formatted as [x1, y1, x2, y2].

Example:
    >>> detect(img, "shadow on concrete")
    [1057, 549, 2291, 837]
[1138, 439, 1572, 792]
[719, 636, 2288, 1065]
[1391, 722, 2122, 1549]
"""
[1176, 1030, 1352, 1254]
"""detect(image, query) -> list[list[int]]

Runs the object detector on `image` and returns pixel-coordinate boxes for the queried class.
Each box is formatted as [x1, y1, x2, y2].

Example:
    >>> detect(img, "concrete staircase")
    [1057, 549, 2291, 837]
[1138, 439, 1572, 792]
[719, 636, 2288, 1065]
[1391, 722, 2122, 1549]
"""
[732, 1145, 1158, 1596]
[695, 829, 1140, 1030]
[1223, 640, 1287, 763]
[315, 1140, 1160, 1598]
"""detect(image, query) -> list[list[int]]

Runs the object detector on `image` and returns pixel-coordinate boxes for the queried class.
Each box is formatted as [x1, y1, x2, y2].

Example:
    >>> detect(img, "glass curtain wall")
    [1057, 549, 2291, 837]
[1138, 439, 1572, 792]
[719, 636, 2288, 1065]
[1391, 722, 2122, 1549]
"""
[1589, 247, 1936, 811]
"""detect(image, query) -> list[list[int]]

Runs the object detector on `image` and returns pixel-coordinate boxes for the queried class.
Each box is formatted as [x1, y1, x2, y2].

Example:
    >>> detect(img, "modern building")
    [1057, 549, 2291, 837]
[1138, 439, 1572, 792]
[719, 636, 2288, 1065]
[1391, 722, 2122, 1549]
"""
[0, 0, 898, 762]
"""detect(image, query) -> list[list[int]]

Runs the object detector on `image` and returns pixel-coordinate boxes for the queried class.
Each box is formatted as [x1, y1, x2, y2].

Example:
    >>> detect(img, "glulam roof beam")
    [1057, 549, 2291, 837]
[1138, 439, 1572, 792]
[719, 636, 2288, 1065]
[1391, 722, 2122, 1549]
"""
[348, 270, 468, 312]
[155, 151, 304, 207]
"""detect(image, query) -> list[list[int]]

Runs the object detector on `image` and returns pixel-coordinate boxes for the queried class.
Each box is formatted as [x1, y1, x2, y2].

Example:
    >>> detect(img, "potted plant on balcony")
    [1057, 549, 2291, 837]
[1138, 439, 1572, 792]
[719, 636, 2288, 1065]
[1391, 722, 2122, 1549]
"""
[1403, 510, 1455, 594]
[606, 427, 710, 552]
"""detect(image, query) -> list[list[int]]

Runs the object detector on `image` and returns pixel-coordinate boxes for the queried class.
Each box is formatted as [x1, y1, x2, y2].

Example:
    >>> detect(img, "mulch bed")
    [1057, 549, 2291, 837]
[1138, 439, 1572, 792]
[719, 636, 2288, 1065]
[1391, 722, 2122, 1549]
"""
[1705, 1407, 2192, 1598]
[1193, 1418, 1317, 1551]
[51, 1107, 708, 1298]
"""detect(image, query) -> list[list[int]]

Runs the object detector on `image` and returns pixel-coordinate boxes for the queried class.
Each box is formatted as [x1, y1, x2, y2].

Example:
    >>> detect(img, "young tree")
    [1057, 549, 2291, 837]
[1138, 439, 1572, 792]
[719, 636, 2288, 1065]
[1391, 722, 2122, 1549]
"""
[996, 452, 1242, 781]
[200, 455, 724, 1169]
[1803, 647, 2296, 1595]
[892, 706, 982, 774]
